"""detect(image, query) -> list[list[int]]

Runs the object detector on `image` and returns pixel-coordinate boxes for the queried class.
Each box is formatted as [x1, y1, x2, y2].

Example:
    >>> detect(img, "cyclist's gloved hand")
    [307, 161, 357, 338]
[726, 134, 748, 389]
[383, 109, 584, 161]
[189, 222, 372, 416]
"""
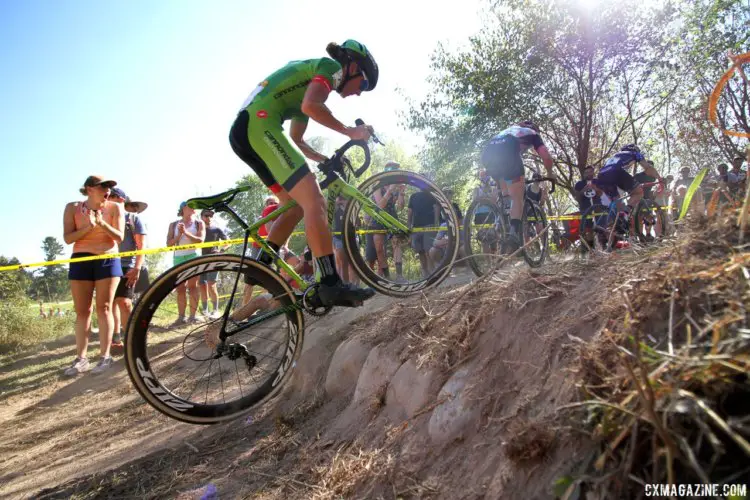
[346, 124, 371, 141]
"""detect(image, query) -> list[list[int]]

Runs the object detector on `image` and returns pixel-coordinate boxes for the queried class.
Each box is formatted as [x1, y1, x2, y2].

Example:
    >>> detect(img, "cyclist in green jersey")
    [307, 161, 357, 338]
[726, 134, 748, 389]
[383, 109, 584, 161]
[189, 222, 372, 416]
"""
[229, 40, 378, 307]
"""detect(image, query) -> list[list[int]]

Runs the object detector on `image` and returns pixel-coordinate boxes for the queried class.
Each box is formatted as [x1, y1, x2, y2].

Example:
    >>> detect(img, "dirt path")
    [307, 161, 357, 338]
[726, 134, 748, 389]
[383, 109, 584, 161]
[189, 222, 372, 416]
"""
[0, 269, 475, 499]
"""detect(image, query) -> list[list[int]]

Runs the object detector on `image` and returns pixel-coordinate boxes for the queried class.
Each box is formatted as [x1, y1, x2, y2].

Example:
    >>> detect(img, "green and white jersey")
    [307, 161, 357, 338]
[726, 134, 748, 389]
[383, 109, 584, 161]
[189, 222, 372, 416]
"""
[240, 58, 343, 122]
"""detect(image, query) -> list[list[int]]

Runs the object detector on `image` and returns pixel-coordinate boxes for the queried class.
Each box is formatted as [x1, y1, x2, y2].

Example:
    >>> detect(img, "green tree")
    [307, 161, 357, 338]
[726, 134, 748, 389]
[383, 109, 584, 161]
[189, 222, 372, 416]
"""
[28, 237, 68, 302]
[145, 252, 167, 277]
[0, 256, 32, 300]
[406, 0, 681, 197]
[662, 0, 750, 170]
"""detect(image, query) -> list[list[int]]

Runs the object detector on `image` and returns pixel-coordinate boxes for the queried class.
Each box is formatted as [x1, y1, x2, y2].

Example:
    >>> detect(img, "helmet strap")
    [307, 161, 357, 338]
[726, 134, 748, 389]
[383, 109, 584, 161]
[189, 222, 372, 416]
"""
[336, 61, 357, 93]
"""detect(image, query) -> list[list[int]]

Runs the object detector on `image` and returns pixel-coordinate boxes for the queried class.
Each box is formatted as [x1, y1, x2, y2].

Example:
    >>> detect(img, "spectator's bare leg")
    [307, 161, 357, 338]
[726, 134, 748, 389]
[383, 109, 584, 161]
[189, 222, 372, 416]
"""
[176, 282, 187, 319]
[373, 233, 389, 277]
[242, 284, 254, 306]
[188, 277, 200, 318]
[71, 280, 95, 359]
[94, 277, 119, 358]
[208, 281, 219, 310]
[392, 238, 403, 278]
[114, 297, 133, 337]
[199, 281, 209, 312]
[418, 251, 430, 278]
[428, 247, 440, 270]
[205, 293, 278, 348]
[112, 300, 122, 336]
[348, 261, 359, 286]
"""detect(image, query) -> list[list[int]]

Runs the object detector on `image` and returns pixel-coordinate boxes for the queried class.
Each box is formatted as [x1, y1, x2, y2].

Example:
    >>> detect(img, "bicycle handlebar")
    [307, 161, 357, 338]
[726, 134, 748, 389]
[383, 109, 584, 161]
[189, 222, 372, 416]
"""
[527, 176, 556, 194]
[355, 118, 384, 146]
[318, 121, 375, 188]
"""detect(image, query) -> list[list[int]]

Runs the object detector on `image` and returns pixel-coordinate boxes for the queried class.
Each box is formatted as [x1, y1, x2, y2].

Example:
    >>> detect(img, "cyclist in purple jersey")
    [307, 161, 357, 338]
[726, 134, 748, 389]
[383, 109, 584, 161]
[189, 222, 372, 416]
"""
[589, 144, 662, 221]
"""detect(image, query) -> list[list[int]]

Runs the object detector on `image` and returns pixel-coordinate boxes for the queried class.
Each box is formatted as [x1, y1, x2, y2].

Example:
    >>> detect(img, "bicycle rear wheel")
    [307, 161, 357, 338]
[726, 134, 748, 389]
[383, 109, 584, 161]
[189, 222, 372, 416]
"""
[633, 199, 666, 243]
[462, 197, 506, 277]
[343, 170, 459, 297]
[580, 204, 616, 252]
[125, 255, 304, 424]
[521, 199, 548, 267]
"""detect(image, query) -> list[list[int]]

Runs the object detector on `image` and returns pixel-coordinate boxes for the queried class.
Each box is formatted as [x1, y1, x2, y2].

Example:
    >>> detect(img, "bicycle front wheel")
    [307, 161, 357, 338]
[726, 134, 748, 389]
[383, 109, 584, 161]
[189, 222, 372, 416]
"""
[125, 254, 304, 425]
[634, 199, 666, 243]
[462, 197, 507, 277]
[580, 204, 615, 252]
[343, 170, 459, 297]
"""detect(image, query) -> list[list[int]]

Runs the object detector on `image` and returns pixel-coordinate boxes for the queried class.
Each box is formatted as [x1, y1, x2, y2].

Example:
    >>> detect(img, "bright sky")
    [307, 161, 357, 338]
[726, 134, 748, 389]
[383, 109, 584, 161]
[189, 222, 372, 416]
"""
[0, 0, 484, 265]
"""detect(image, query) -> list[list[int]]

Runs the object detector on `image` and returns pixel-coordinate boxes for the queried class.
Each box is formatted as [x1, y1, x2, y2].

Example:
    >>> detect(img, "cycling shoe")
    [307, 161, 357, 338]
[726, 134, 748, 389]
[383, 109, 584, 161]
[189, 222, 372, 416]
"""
[318, 281, 376, 308]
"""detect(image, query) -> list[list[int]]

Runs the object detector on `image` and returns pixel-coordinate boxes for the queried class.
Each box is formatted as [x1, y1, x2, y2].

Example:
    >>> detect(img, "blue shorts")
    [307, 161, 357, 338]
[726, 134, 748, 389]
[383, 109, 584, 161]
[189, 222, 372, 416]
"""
[333, 235, 344, 250]
[594, 168, 636, 198]
[68, 252, 123, 281]
[199, 271, 219, 284]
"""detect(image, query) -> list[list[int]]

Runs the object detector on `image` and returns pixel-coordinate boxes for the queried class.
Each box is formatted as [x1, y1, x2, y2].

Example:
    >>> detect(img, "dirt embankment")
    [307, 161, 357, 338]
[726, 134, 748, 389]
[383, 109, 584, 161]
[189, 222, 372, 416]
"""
[2, 215, 749, 499]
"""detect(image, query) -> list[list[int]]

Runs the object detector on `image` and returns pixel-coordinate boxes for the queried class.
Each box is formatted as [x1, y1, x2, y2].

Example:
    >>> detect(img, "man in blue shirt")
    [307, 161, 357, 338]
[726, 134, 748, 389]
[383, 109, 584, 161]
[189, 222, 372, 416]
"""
[108, 187, 148, 349]
[574, 166, 601, 211]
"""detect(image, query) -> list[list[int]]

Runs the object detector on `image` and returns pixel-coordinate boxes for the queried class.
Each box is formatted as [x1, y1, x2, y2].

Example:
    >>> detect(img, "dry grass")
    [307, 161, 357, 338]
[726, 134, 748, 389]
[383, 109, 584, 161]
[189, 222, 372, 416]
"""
[311, 446, 395, 500]
[561, 210, 750, 498]
[504, 419, 557, 465]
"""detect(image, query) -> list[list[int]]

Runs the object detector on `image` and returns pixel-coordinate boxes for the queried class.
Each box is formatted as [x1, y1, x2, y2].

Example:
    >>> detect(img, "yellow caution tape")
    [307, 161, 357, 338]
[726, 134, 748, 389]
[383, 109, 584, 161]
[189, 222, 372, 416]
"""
[0, 204, 679, 272]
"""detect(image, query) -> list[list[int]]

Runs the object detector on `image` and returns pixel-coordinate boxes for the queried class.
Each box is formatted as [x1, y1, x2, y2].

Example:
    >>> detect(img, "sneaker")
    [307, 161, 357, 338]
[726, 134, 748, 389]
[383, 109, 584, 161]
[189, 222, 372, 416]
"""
[112, 332, 123, 345]
[170, 317, 187, 328]
[209, 310, 222, 320]
[110, 337, 124, 355]
[318, 281, 375, 308]
[63, 357, 90, 376]
[91, 356, 114, 375]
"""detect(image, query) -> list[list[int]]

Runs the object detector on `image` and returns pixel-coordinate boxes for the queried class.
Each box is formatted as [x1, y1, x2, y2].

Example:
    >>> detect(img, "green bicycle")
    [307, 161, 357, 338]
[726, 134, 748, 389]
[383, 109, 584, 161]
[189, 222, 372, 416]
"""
[125, 133, 459, 424]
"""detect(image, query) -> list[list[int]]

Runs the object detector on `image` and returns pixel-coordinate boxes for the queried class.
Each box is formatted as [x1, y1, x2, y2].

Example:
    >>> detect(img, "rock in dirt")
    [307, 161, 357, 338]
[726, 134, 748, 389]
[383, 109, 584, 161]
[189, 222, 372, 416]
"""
[279, 343, 331, 412]
[385, 359, 436, 420]
[428, 366, 480, 445]
[353, 344, 401, 404]
[324, 338, 370, 398]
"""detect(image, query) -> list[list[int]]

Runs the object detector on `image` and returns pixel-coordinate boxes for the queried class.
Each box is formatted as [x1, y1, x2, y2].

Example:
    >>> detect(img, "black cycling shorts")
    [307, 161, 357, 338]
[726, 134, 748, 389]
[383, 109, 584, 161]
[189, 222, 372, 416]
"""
[480, 138, 524, 182]
[594, 168, 637, 198]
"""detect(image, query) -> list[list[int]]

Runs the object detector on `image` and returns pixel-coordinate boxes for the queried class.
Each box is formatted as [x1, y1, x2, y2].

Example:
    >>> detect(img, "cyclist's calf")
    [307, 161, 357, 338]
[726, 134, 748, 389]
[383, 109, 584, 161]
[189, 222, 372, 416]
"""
[628, 185, 644, 209]
[287, 174, 335, 256]
[266, 190, 304, 246]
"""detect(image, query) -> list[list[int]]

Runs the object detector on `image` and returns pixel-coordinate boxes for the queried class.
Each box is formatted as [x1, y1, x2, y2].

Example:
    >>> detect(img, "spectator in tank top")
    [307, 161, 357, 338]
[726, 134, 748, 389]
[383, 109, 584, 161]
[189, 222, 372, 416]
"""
[62, 175, 124, 376]
[166, 201, 205, 326]
[199, 209, 229, 319]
